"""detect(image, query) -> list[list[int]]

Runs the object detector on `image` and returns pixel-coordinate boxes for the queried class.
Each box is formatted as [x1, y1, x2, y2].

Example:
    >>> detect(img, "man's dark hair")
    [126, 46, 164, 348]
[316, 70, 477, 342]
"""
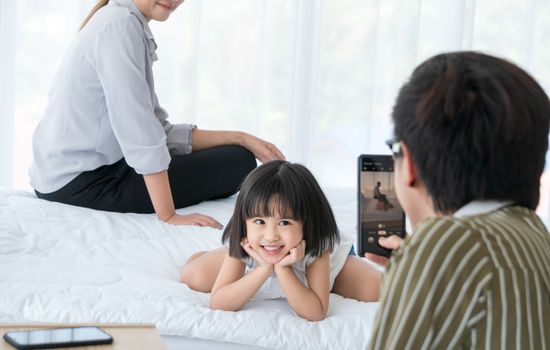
[392, 51, 550, 212]
[222, 160, 340, 259]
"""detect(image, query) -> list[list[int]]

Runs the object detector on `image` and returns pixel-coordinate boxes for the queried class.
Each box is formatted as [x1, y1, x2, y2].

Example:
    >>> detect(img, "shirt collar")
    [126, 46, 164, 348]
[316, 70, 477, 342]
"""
[453, 200, 512, 218]
[110, 0, 158, 59]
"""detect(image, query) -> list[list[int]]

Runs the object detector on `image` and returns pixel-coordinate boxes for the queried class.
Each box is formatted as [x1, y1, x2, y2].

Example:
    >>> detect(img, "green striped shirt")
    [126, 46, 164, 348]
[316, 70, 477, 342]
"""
[368, 206, 550, 349]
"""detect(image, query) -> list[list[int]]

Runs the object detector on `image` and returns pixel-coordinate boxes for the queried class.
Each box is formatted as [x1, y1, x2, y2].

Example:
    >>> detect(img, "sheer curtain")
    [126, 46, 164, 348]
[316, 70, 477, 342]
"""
[151, 0, 550, 186]
[2, 0, 550, 216]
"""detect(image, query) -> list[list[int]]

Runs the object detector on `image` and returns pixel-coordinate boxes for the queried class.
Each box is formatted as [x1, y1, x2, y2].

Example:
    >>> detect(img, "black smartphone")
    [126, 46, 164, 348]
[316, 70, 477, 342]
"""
[357, 154, 406, 257]
[3, 326, 113, 350]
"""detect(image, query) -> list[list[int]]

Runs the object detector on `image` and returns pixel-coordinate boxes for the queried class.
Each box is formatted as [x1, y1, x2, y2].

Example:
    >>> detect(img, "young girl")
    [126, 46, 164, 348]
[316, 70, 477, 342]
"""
[181, 160, 381, 321]
[29, 0, 284, 228]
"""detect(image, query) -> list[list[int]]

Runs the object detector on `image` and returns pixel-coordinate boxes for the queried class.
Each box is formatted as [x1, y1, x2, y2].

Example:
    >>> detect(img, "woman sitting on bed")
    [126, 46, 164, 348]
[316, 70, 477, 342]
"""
[29, 0, 284, 229]
[181, 160, 381, 321]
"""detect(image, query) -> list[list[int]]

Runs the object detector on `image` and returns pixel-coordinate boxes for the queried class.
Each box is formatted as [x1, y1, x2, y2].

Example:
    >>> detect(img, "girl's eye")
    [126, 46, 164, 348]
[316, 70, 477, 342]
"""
[279, 220, 291, 226]
[254, 219, 265, 225]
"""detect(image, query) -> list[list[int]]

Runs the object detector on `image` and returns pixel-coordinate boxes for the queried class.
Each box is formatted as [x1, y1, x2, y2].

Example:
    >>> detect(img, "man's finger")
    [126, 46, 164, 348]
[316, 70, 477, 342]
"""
[378, 235, 403, 249]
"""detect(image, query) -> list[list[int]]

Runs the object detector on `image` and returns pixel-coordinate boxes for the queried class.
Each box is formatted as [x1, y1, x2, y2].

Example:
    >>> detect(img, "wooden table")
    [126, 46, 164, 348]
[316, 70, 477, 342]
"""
[0, 324, 165, 350]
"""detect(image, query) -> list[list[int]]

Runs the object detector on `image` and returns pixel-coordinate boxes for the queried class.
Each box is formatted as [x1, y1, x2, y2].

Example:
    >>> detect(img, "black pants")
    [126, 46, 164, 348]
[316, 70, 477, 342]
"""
[35, 145, 256, 213]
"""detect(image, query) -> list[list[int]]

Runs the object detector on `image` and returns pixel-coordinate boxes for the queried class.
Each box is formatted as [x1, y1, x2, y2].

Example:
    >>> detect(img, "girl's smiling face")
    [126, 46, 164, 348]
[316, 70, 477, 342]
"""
[134, 0, 183, 21]
[245, 210, 304, 265]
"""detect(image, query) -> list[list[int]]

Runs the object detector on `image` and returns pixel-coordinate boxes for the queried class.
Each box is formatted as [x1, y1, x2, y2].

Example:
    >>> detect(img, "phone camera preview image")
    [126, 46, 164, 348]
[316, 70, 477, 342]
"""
[357, 155, 406, 258]
[3, 326, 113, 350]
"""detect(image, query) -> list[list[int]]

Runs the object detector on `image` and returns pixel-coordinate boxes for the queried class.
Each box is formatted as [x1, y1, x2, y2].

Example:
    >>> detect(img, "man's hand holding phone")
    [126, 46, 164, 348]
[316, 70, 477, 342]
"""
[364, 235, 403, 267]
[357, 154, 406, 259]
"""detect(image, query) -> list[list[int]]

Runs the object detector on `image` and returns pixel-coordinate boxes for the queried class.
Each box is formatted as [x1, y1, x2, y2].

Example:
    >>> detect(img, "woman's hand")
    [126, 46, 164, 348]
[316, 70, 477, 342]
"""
[191, 129, 285, 163]
[240, 238, 273, 268]
[364, 235, 403, 267]
[241, 133, 286, 163]
[164, 213, 223, 229]
[276, 240, 306, 267]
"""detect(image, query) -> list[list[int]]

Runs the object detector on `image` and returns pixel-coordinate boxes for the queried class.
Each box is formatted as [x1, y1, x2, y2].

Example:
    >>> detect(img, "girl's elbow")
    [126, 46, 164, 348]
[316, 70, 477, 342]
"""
[300, 310, 327, 322]
[209, 297, 238, 312]
[209, 291, 223, 310]
[209, 298, 225, 311]
[306, 314, 326, 322]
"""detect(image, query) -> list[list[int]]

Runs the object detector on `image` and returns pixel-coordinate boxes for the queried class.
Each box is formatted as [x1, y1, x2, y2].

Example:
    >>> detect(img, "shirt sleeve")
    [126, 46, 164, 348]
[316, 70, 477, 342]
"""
[95, 15, 170, 175]
[152, 92, 195, 155]
[368, 218, 492, 350]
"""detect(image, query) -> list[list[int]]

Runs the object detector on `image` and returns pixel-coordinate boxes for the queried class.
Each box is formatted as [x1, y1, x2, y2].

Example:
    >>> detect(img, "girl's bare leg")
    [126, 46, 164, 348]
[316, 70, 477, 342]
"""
[180, 247, 227, 292]
[332, 256, 382, 302]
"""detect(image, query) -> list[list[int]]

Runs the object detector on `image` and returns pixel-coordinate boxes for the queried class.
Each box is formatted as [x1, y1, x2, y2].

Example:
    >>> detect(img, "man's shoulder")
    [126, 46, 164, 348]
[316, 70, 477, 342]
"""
[405, 216, 474, 250]
[391, 215, 487, 270]
[409, 206, 544, 243]
[397, 206, 550, 267]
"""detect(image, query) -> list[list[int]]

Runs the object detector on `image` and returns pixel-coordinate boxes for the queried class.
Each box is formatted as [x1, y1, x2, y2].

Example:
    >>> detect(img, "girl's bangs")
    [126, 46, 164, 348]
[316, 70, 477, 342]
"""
[243, 187, 302, 220]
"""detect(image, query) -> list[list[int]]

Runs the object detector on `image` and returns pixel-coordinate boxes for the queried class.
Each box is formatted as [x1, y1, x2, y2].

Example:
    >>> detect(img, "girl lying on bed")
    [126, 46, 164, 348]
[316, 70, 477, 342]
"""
[181, 160, 381, 321]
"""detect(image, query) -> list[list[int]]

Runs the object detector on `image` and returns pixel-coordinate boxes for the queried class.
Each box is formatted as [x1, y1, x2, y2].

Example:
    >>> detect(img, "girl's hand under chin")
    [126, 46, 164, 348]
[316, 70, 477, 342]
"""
[240, 238, 273, 268]
[275, 240, 306, 267]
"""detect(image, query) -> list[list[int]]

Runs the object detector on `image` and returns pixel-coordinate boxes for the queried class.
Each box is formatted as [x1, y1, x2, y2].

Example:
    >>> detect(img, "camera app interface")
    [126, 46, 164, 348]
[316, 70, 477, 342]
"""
[360, 157, 404, 238]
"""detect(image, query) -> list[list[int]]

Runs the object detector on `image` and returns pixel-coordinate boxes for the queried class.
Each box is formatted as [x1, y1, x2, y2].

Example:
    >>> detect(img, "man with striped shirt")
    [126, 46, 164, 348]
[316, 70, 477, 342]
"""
[366, 52, 550, 349]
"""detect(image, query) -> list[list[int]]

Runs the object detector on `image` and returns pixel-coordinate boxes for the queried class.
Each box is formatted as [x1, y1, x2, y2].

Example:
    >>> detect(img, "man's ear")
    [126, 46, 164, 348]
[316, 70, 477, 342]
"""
[400, 143, 417, 187]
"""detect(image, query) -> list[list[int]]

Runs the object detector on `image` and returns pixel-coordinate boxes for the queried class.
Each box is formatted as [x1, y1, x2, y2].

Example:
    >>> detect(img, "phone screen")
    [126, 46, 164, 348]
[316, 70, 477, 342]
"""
[357, 155, 405, 257]
[3, 326, 112, 349]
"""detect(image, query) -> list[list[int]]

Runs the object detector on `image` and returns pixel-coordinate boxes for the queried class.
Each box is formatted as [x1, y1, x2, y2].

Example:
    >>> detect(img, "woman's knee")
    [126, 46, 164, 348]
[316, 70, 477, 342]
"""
[223, 145, 256, 176]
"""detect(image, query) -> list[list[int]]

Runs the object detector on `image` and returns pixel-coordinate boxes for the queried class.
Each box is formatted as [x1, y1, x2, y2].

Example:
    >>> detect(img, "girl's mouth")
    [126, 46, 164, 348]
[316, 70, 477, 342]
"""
[261, 245, 283, 256]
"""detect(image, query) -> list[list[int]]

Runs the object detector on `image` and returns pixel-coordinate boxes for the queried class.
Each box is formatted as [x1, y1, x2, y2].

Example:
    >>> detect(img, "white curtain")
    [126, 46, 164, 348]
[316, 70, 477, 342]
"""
[151, 0, 550, 187]
[2, 0, 550, 216]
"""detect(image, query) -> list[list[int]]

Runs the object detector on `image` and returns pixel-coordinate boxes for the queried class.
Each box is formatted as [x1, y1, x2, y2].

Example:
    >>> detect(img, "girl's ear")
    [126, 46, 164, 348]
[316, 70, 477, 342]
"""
[400, 143, 417, 187]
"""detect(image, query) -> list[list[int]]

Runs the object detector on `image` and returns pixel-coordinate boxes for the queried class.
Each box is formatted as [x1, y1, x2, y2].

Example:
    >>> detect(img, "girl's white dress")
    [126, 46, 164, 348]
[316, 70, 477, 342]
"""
[243, 237, 354, 300]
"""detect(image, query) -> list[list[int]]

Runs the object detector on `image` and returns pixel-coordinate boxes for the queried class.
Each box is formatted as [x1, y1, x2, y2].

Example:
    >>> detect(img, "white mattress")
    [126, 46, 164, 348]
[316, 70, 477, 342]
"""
[0, 188, 379, 349]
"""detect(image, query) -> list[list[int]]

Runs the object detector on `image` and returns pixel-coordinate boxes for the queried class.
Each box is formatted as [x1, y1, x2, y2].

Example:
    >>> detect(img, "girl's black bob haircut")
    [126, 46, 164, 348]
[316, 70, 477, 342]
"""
[222, 160, 340, 259]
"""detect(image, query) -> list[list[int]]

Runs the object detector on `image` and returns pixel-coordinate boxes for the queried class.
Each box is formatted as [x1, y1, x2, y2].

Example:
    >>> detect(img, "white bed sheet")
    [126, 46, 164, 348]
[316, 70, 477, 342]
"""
[0, 188, 379, 349]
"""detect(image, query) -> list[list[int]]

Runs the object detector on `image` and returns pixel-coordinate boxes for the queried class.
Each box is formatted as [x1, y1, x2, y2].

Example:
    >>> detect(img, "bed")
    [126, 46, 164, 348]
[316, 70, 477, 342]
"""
[0, 188, 379, 349]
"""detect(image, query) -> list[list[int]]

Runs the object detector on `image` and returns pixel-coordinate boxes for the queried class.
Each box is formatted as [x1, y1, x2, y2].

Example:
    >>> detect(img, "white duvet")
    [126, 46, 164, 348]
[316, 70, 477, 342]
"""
[0, 189, 379, 349]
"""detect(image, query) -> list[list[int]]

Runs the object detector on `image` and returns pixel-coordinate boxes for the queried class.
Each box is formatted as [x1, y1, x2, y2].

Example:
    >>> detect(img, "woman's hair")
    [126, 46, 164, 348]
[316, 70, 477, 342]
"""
[392, 51, 550, 212]
[80, 0, 109, 30]
[222, 160, 340, 259]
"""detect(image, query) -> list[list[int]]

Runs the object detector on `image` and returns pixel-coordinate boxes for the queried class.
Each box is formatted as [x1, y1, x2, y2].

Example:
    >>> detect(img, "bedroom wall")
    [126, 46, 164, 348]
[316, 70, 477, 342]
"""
[2, 0, 550, 220]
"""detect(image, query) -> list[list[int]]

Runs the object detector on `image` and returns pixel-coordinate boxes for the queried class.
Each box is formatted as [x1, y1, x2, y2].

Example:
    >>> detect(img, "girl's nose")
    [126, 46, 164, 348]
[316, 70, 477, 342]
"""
[264, 227, 280, 241]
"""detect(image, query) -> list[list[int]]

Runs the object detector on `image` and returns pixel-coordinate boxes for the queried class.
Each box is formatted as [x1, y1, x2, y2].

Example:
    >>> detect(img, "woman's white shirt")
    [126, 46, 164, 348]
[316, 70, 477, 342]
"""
[30, 0, 194, 193]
